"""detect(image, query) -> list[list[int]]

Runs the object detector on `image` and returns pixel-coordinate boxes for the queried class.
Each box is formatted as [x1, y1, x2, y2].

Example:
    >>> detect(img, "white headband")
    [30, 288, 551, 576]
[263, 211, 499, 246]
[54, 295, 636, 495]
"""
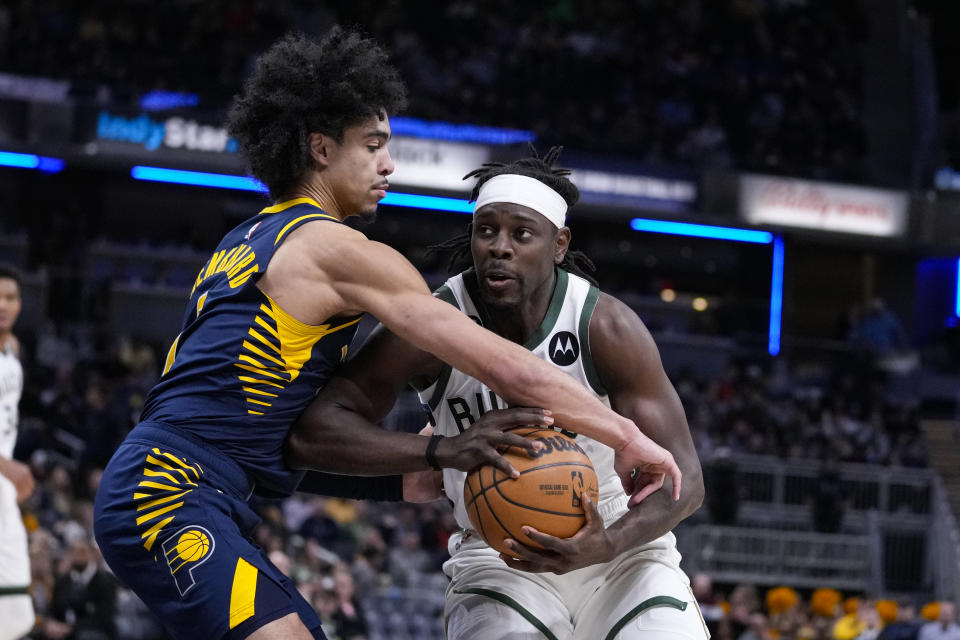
[473, 174, 568, 228]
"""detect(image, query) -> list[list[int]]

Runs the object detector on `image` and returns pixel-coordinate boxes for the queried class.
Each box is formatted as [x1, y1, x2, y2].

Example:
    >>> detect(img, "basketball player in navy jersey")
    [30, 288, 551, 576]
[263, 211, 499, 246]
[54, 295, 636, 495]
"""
[0, 264, 35, 640]
[93, 29, 680, 640]
[288, 148, 709, 639]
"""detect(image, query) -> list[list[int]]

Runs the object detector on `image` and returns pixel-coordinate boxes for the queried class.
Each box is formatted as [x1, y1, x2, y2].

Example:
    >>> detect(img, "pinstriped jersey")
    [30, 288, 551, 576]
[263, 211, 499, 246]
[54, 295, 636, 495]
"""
[141, 198, 361, 498]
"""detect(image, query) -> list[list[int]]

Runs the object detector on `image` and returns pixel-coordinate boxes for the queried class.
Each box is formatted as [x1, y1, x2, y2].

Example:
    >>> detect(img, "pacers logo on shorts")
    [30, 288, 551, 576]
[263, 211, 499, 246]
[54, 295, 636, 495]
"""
[161, 525, 215, 596]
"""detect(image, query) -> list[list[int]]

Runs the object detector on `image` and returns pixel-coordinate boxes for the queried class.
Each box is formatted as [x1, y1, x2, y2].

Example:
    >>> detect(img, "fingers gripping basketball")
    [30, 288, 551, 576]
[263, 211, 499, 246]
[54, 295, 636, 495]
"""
[463, 428, 599, 556]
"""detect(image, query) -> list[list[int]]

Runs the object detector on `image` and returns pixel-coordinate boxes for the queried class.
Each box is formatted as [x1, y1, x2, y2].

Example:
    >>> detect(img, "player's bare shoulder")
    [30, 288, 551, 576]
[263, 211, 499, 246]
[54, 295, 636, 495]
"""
[590, 292, 653, 341]
[327, 234, 422, 285]
[258, 219, 372, 322]
[277, 216, 369, 267]
[261, 218, 429, 323]
[589, 291, 661, 371]
[275, 220, 416, 283]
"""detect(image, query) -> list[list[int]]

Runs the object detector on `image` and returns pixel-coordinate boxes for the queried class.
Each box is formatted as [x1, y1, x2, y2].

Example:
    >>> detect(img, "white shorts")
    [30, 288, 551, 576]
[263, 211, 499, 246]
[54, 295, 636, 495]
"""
[443, 531, 710, 640]
[0, 474, 34, 640]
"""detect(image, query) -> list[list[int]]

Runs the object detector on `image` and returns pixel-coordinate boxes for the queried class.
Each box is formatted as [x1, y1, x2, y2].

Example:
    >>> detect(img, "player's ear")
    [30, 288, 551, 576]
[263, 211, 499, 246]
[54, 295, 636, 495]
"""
[554, 227, 571, 264]
[308, 132, 331, 169]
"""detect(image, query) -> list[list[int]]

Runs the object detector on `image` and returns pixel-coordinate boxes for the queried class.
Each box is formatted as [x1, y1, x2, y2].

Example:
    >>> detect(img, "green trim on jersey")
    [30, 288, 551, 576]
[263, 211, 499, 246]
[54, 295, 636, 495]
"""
[460, 268, 484, 320]
[461, 268, 569, 351]
[603, 596, 688, 640]
[428, 268, 570, 411]
[426, 284, 459, 411]
[578, 284, 607, 395]
[0, 585, 29, 596]
[434, 284, 457, 306]
[523, 268, 568, 350]
[452, 588, 560, 640]
[426, 364, 454, 412]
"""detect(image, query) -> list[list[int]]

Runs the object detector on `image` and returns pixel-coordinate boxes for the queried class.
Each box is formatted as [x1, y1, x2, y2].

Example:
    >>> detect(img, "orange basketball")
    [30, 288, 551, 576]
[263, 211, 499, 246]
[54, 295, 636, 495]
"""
[463, 427, 599, 556]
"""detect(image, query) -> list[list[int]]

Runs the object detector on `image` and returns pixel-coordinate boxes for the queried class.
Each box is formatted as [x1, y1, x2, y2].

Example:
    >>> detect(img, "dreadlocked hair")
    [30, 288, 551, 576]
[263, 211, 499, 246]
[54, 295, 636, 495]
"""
[464, 143, 579, 206]
[226, 27, 407, 200]
[428, 145, 598, 286]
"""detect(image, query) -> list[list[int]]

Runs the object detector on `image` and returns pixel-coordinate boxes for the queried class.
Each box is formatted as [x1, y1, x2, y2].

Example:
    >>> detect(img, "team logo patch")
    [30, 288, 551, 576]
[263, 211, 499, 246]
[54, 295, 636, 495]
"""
[161, 525, 215, 596]
[548, 331, 579, 366]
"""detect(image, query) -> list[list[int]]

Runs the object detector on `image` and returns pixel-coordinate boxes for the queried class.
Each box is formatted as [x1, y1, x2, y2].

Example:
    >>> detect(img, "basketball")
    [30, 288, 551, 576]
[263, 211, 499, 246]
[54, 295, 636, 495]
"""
[175, 529, 210, 563]
[463, 427, 599, 556]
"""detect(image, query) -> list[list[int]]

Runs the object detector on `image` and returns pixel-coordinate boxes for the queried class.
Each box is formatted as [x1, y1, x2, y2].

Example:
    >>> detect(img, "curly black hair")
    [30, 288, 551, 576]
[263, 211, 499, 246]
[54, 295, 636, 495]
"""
[429, 145, 597, 285]
[226, 27, 408, 200]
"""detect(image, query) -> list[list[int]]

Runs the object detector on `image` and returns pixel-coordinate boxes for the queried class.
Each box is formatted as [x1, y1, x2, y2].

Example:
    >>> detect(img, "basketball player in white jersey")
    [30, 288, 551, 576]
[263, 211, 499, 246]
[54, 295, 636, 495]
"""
[287, 147, 708, 639]
[0, 264, 35, 640]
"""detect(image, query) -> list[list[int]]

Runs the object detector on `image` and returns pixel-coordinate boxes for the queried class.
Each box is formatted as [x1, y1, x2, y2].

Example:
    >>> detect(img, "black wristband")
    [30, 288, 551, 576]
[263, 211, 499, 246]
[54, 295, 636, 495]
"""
[425, 434, 444, 471]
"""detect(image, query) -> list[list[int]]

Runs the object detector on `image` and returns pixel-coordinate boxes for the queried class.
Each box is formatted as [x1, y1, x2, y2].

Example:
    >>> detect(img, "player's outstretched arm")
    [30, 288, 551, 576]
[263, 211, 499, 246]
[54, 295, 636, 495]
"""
[286, 324, 550, 478]
[499, 293, 704, 574]
[322, 234, 681, 497]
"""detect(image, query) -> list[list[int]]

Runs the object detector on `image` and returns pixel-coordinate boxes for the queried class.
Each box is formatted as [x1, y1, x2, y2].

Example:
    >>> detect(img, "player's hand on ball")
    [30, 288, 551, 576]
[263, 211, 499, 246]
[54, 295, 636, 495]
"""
[614, 430, 681, 506]
[498, 493, 613, 574]
[438, 407, 551, 477]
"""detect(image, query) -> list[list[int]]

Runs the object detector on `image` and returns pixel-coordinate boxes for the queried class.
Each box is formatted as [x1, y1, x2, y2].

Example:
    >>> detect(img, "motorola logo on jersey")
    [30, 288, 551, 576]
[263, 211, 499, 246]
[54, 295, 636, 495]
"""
[161, 525, 215, 596]
[548, 331, 580, 366]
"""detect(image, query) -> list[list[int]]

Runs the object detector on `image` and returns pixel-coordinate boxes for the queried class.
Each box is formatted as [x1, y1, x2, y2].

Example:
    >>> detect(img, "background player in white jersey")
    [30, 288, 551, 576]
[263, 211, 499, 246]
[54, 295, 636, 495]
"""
[287, 147, 708, 639]
[0, 263, 35, 640]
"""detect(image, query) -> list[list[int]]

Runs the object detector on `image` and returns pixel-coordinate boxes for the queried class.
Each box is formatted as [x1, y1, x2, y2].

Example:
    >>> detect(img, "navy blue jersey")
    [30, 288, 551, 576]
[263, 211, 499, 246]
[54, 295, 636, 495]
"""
[141, 197, 361, 497]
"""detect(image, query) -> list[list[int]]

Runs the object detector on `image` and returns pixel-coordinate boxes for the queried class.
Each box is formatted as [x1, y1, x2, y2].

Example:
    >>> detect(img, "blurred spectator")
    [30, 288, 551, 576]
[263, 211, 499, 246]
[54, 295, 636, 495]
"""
[809, 455, 849, 534]
[856, 599, 885, 640]
[387, 530, 433, 588]
[310, 577, 340, 639]
[330, 565, 368, 640]
[350, 529, 389, 595]
[763, 586, 805, 639]
[725, 583, 762, 640]
[834, 600, 867, 640]
[853, 299, 908, 358]
[299, 498, 345, 558]
[919, 601, 960, 640]
[41, 537, 117, 640]
[692, 572, 725, 638]
[737, 612, 772, 640]
[879, 597, 921, 640]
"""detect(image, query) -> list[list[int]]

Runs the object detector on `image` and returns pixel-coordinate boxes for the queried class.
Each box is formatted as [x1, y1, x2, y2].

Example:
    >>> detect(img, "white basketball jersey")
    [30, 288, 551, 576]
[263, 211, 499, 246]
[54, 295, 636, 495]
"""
[420, 269, 641, 539]
[0, 341, 22, 459]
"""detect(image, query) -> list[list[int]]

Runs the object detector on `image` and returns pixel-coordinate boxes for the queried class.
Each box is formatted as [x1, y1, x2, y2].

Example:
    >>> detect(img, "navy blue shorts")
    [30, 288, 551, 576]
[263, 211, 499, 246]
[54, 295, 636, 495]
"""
[93, 423, 326, 640]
